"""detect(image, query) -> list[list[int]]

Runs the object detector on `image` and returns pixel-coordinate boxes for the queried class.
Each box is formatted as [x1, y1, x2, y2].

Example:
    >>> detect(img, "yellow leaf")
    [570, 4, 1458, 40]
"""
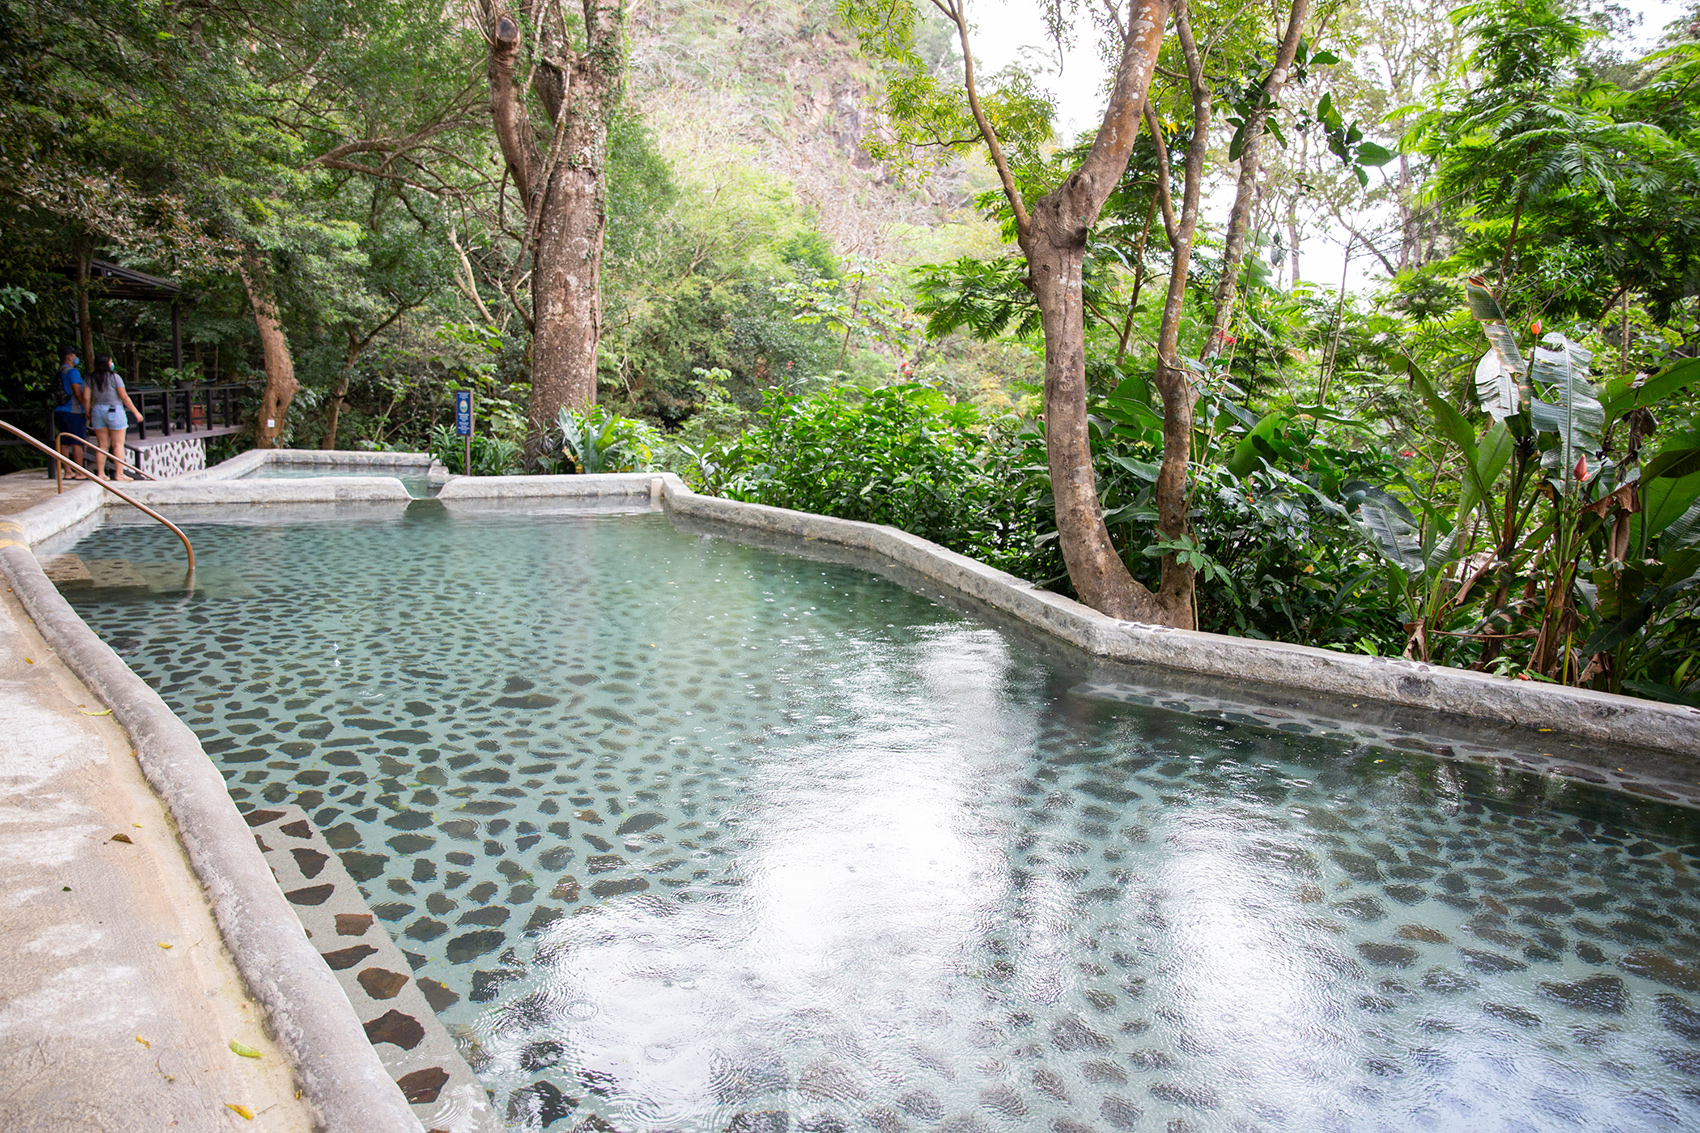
[158, 942, 172, 949]
[225, 1103, 254, 1119]
[24, 657, 32, 664]
[81, 707, 112, 716]
[135, 1035, 150, 1049]
[229, 1040, 261, 1059]
[110, 833, 133, 844]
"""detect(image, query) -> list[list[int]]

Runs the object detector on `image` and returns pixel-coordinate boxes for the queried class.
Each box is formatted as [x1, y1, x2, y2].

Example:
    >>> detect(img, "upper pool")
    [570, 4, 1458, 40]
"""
[60, 505, 1700, 1132]
[236, 462, 436, 497]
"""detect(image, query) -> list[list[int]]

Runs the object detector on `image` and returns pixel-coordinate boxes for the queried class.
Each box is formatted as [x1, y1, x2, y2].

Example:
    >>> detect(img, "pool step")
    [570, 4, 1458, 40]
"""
[41, 553, 252, 596]
[245, 805, 499, 1133]
[40, 554, 94, 586]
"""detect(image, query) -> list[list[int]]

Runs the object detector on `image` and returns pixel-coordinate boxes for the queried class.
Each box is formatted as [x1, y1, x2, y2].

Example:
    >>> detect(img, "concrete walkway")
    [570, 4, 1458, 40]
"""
[0, 468, 71, 519]
[0, 576, 313, 1130]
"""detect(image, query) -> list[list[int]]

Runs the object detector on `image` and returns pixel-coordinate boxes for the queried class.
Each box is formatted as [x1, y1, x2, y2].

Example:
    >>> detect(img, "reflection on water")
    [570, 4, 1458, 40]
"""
[64, 510, 1700, 1133]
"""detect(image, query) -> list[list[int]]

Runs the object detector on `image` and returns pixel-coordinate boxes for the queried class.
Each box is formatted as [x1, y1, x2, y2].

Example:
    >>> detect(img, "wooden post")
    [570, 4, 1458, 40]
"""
[172, 301, 183, 370]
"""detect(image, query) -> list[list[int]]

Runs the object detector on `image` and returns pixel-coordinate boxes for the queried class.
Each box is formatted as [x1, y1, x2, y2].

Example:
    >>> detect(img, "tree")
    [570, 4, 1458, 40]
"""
[479, 0, 626, 458]
[846, 0, 1186, 622]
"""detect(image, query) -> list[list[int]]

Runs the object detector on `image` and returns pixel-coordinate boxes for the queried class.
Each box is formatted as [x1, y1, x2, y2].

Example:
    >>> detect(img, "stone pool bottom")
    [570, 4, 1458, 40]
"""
[63, 505, 1700, 1133]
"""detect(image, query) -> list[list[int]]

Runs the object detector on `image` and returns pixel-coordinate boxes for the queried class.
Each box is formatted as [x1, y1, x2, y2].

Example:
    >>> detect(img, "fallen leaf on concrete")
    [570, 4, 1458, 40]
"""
[157, 942, 172, 949]
[135, 1035, 149, 1049]
[110, 833, 133, 844]
[225, 1103, 254, 1119]
[80, 707, 112, 716]
[229, 1040, 261, 1059]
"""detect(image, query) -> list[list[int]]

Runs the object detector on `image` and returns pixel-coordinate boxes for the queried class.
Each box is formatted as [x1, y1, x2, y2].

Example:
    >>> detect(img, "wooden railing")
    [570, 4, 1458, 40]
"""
[131, 382, 250, 440]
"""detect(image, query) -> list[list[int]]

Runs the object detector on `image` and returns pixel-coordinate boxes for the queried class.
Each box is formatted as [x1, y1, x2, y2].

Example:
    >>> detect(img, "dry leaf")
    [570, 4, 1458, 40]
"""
[110, 833, 133, 844]
[157, 942, 172, 949]
[135, 1035, 150, 1049]
[229, 1040, 261, 1059]
[80, 707, 112, 716]
[225, 1103, 254, 1119]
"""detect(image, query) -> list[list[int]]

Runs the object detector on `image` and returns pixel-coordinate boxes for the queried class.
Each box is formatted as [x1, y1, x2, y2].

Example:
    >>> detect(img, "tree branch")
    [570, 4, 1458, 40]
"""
[944, 0, 1031, 238]
[484, 5, 539, 208]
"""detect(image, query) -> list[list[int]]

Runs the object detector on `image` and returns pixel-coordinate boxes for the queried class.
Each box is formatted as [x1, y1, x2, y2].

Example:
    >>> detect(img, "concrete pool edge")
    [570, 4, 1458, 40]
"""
[0, 539, 426, 1133]
[649, 477, 1700, 759]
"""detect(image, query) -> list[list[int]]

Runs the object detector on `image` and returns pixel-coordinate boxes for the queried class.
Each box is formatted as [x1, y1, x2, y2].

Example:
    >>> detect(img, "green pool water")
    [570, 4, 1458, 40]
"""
[62, 504, 1700, 1133]
[238, 464, 434, 497]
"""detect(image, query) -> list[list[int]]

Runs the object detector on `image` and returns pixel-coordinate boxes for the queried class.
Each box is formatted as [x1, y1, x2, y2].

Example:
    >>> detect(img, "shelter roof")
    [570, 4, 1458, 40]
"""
[86, 260, 180, 301]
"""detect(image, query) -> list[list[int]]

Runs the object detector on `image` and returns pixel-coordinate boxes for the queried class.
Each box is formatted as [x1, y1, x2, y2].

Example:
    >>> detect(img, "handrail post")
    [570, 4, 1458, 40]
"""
[0, 418, 193, 577]
[56, 433, 156, 482]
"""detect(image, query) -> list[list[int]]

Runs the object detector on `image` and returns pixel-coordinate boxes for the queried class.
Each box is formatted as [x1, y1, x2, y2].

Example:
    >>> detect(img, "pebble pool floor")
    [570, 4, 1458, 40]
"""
[61, 505, 1700, 1133]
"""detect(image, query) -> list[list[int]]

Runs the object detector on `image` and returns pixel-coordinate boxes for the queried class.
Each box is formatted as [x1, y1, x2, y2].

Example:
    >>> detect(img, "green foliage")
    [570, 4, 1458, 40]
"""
[702, 384, 1052, 577]
[430, 426, 520, 477]
[553, 406, 662, 474]
[1354, 286, 1700, 696]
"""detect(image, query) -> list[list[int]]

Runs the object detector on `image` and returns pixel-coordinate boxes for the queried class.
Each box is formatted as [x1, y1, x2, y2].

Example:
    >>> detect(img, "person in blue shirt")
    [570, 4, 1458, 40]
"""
[54, 348, 90, 478]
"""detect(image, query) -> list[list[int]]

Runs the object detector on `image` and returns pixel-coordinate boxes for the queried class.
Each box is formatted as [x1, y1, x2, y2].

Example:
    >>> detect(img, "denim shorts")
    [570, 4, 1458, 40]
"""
[52, 410, 86, 440]
[88, 404, 128, 430]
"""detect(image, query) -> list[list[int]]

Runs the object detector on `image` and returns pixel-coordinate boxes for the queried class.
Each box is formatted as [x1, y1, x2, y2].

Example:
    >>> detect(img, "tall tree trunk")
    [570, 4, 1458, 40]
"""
[1139, 5, 1215, 630]
[529, 113, 607, 439]
[75, 241, 94, 365]
[483, 0, 622, 461]
[1201, 0, 1309, 358]
[236, 246, 298, 449]
[1287, 126, 1307, 285]
[952, 0, 1175, 621]
[322, 371, 349, 450]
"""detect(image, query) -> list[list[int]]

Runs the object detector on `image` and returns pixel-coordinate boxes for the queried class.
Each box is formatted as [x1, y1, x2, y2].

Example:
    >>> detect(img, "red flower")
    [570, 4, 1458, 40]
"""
[1530, 320, 1543, 336]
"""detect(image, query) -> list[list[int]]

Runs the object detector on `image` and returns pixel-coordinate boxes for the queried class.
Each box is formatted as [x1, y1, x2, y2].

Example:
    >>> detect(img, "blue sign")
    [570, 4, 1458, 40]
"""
[454, 390, 472, 436]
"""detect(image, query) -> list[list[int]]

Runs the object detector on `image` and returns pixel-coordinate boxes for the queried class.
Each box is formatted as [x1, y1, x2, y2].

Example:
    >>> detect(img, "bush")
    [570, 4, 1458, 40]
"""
[702, 384, 1053, 578]
[430, 426, 520, 476]
[553, 406, 663, 473]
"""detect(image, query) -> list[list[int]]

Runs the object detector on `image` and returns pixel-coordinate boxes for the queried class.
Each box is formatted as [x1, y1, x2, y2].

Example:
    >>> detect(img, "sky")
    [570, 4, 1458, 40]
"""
[957, 0, 1692, 292]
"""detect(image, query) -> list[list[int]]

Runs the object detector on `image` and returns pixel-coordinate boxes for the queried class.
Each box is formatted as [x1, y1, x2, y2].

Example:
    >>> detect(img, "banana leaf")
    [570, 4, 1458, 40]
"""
[1355, 500, 1425, 574]
[1473, 350, 1519, 419]
[1465, 280, 1528, 396]
[1424, 418, 1515, 575]
[1227, 412, 1288, 478]
[1601, 355, 1700, 426]
[1527, 332, 1603, 484]
[1661, 497, 1700, 552]
[1580, 601, 1653, 655]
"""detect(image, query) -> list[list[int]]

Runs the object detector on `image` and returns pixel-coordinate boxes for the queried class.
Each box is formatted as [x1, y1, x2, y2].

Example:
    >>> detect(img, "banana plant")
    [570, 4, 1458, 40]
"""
[1354, 280, 1700, 686]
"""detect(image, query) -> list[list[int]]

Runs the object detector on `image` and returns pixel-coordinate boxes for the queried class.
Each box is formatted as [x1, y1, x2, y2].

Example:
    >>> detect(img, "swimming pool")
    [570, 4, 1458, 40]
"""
[236, 464, 436, 497]
[61, 503, 1700, 1132]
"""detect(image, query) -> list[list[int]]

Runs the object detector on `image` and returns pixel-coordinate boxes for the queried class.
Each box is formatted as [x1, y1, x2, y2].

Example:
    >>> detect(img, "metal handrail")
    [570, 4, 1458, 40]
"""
[0, 419, 194, 576]
[54, 432, 158, 490]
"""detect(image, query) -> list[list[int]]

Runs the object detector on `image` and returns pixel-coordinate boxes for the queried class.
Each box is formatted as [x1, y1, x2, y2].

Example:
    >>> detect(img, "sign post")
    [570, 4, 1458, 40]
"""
[453, 389, 472, 476]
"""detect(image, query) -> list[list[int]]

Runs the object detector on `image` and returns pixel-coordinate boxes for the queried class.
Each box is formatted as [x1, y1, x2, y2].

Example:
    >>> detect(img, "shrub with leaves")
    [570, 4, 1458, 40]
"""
[430, 426, 520, 477]
[554, 406, 662, 474]
[704, 384, 1052, 578]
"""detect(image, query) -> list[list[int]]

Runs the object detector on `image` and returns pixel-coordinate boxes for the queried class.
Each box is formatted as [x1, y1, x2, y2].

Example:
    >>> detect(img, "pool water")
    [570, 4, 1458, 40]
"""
[238, 465, 435, 497]
[62, 506, 1700, 1133]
